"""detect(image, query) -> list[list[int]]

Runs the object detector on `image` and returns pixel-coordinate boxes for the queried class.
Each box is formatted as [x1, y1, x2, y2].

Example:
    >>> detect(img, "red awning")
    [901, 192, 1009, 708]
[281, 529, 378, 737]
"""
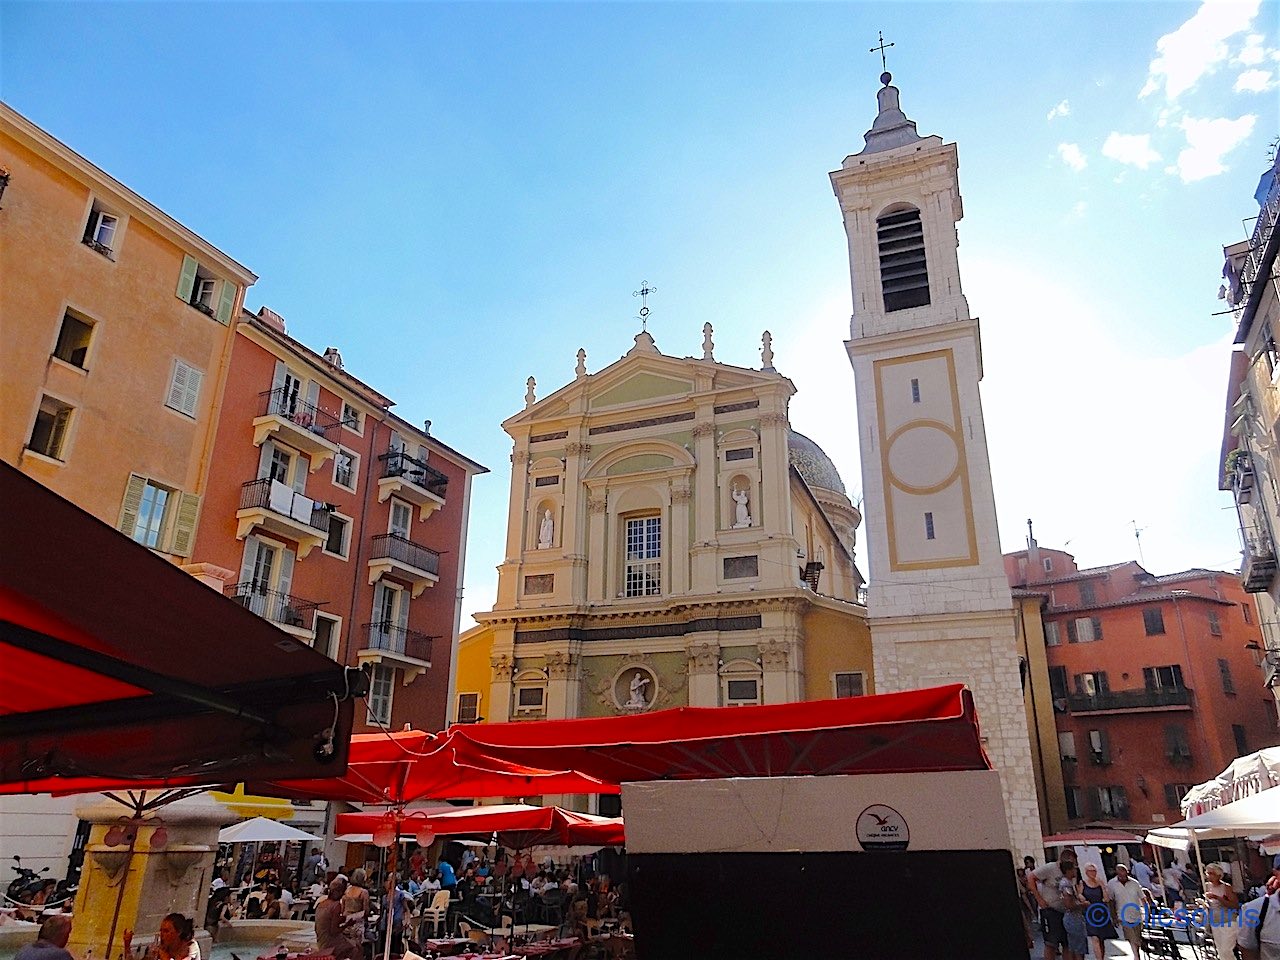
[335, 803, 625, 849]
[243, 728, 619, 805]
[0, 462, 360, 790]
[445, 684, 988, 782]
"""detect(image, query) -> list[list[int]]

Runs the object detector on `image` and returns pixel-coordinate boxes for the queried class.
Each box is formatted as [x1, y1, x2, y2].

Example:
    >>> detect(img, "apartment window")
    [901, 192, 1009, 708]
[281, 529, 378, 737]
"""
[333, 449, 358, 491]
[1219, 658, 1235, 695]
[176, 255, 235, 323]
[1044, 621, 1060, 646]
[1065, 787, 1084, 820]
[342, 402, 362, 432]
[924, 512, 936, 540]
[1144, 665, 1185, 691]
[132, 480, 174, 549]
[52, 312, 93, 369]
[1231, 724, 1248, 754]
[725, 447, 754, 461]
[164, 360, 203, 418]
[1164, 783, 1193, 808]
[389, 499, 413, 539]
[1165, 725, 1192, 762]
[366, 664, 395, 726]
[1243, 603, 1254, 625]
[876, 206, 930, 312]
[1043, 557, 1054, 572]
[1049, 665, 1069, 700]
[268, 446, 293, 485]
[624, 515, 662, 597]
[1067, 616, 1102, 643]
[1144, 607, 1166, 636]
[910, 378, 921, 403]
[313, 613, 339, 660]
[82, 203, 119, 256]
[456, 692, 480, 724]
[1095, 785, 1129, 820]
[1074, 671, 1109, 697]
[1208, 610, 1222, 636]
[27, 395, 73, 460]
[1058, 731, 1077, 762]
[1088, 729, 1111, 765]
[324, 514, 350, 558]
[834, 672, 865, 698]
[723, 555, 759, 579]
[1079, 582, 1097, 606]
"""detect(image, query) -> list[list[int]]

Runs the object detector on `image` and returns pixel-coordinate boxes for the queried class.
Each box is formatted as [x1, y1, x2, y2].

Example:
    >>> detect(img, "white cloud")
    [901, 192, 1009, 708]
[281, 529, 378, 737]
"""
[1235, 68, 1276, 92]
[1235, 32, 1268, 65]
[1058, 143, 1088, 171]
[1047, 99, 1071, 121]
[1171, 114, 1257, 181]
[1140, 0, 1260, 100]
[1102, 132, 1162, 169]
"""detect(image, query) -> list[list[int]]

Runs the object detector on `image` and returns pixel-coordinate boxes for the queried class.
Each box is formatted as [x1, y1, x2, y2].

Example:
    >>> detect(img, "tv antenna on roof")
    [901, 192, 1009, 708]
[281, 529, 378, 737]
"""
[1131, 520, 1147, 565]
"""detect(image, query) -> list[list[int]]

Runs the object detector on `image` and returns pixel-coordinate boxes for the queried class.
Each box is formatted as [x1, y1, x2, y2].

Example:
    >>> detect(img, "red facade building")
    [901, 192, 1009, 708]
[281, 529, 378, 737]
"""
[1006, 541, 1275, 828]
[190, 306, 487, 733]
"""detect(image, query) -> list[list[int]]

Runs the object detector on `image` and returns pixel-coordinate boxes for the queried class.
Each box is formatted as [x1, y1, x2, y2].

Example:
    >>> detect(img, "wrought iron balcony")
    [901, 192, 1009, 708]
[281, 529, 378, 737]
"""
[361, 621, 433, 663]
[1233, 452, 1257, 505]
[1241, 523, 1278, 593]
[239, 478, 331, 532]
[225, 582, 322, 631]
[371, 534, 440, 575]
[1236, 171, 1280, 316]
[259, 387, 341, 438]
[380, 451, 448, 497]
[1067, 687, 1193, 713]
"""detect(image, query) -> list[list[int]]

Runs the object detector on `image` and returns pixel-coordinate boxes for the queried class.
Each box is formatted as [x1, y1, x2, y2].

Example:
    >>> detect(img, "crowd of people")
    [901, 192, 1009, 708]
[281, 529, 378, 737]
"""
[1017, 846, 1255, 960]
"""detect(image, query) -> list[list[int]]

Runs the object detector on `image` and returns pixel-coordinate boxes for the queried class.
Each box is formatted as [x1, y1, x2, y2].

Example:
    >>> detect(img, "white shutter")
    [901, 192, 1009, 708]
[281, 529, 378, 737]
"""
[118, 474, 148, 537]
[395, 586, 410, 632]
[258, 441, 275, 481]
[169, 492, 200, 557]
[166, 361, 190, 411]
[390, 430, 404, 454]
[277, 548, 296, 598]
[270, 360, 288, 415]
[305, 380, 320, 411]
[239, 538, 258, 589]
[292, 455, 309, 493]
[181, 366, 202, 416]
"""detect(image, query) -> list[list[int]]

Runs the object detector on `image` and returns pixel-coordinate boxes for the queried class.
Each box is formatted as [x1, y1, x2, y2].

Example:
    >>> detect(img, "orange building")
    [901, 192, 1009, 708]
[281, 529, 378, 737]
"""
[189, 306, 487, 732]
[0, 102, 256, 556]
[1006, 537, 1274, 829]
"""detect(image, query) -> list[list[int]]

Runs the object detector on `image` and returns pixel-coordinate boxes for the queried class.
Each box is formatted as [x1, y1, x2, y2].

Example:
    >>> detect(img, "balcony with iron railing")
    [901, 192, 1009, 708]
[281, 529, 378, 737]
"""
[1241, 522, 1278, 593]
[225, 581, 323, 638]
[377, 450, 449, 520]
[367, 533, 441, 598]
[251, 386, 342, 466]
[1231, 163, 1280, 338]
[357, 621, 434, 682]
[1067, 687, 1193, 713]
[235, 477, 333, 558]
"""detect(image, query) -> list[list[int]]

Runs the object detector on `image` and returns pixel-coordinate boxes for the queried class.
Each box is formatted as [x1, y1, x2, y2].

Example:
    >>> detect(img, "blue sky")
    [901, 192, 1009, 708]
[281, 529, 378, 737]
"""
[4, 2, 1276, 621]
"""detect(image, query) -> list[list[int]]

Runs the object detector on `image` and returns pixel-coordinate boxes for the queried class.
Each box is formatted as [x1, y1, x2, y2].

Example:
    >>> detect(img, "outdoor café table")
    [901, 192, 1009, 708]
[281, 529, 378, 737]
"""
[255, 952, 334, 960]
[513, 937, 581, 958]
[421, 938, 472, 956]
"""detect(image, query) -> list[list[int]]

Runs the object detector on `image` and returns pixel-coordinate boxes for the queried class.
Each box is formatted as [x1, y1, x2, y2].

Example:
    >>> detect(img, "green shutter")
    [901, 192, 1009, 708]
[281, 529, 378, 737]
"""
[169, 493, 201, 557]
[177, 255, 199, 302]
[118, 474, 148, 538]
[216, 280, 236, 325]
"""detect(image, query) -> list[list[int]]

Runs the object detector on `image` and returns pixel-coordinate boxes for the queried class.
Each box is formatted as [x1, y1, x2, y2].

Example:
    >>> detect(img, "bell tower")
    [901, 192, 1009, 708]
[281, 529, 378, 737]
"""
[831, 71, 1041, 859]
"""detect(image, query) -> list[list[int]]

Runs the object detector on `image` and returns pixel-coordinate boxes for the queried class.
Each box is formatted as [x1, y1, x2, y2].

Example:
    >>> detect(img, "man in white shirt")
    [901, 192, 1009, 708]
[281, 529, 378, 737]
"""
[1239, 859, 1280, 960]
[1108, 863, 1145, 957]
[1132, 857, 1154, 893]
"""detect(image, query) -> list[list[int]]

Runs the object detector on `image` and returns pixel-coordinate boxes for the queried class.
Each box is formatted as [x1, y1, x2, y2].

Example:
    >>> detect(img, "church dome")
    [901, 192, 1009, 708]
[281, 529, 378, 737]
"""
[787, 430, 846, 495]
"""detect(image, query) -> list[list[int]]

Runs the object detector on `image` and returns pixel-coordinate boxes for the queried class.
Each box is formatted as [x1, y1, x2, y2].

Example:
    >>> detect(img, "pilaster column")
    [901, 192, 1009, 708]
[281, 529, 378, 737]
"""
[544, 649, 578, 719]
[758, 412, 789, 533]
[503, 443, 529, 559]
[670, 483, 692, 594]
[586, 490, 608, 601]
[489, 652, 514, 722]
[686, 639, 721, 706]
[564, 440, 591, 601]
[691, 421, 717, 587]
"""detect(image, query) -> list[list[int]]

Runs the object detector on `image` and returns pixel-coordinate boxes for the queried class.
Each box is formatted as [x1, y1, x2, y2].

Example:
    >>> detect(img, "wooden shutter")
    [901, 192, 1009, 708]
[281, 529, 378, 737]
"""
[1091, 616, 1103, 640]
[390, 430, 404, 454]
[166, 361, 190, 412]
[1066, 619, 1078, 643]
[118, 474, 148, 537]
[239, 539, 258, 588]
[177, 255, 199, 302]
[48, 407, 71, 458]
[306, 380, 320, 411]
[292, 455, 309, 493]
[277, 547, 296, 600]
[215, 280, 236, 325]
[258, 441, 275, 481]
[1097, 730, 1111, 763]
[395, 586, 410, 633]
[169, 492, 201, 557]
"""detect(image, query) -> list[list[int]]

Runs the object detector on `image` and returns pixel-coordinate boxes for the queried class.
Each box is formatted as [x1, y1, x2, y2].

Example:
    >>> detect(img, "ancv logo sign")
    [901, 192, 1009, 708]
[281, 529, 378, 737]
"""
[856, 804, 910, 851]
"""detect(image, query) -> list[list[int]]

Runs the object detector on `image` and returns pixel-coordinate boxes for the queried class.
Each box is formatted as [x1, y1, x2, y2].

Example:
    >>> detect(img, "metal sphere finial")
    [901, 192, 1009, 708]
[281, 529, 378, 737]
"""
[881, 71, 892, 86]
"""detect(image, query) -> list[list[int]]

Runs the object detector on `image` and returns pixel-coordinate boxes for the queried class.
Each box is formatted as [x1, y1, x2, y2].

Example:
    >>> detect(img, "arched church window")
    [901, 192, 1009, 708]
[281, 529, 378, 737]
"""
[876, 206, 930, 312]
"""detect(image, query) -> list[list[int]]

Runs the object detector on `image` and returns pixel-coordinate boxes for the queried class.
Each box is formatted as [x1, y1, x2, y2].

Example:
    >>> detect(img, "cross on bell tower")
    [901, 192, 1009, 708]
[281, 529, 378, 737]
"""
[869, 30, 894, 75]
[632, 281, 658, 332]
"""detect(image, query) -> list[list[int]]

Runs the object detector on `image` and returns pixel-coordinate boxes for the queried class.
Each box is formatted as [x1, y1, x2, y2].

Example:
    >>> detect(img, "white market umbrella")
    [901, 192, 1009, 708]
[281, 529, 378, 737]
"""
[219, 816, 322, 843]
[1172, 788, 1280, 837]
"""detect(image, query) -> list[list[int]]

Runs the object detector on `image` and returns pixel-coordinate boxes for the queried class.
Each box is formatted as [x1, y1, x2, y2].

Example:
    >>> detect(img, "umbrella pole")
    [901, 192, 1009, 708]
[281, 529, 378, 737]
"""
[103, 797, 145, 960]
[382, 809, 401, 960]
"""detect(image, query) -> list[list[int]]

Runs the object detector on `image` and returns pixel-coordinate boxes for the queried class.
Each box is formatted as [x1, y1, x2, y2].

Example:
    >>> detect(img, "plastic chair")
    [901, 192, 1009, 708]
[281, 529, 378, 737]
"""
[419, 890, 451, 938]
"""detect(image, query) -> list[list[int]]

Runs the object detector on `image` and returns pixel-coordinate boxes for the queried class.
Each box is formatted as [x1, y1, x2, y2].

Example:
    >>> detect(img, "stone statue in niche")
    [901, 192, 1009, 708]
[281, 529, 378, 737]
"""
[537, 509, 554, 549]
[625, 669, 651, 708]
[731, 486, 753, 528]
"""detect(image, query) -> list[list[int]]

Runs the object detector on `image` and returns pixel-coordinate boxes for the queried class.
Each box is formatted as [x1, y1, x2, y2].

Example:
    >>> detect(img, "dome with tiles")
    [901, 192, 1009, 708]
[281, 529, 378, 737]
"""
[787, 430, 846, 496]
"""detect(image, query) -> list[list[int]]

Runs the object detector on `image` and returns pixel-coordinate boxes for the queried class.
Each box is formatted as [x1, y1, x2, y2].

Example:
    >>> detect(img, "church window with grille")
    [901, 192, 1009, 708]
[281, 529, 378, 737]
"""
[624, 515, 662, 597]
[876, 206, 930, 312]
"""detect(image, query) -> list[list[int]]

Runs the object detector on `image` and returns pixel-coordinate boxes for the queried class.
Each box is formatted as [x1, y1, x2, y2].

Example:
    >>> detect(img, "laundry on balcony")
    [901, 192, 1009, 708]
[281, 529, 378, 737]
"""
[269, 478, 294, 514]
[290, 491, 316, 524]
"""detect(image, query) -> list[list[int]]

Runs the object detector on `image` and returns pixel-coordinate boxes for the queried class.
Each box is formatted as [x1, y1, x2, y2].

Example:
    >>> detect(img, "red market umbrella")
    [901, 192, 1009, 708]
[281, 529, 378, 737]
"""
[335, 803, 625, 849]
[0, 462, 360, 790]
[444, 683, 988, 784]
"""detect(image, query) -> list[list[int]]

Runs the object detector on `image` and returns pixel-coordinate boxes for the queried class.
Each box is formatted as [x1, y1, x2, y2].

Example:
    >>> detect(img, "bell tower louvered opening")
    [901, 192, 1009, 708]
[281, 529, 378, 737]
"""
[877, 207, 930, 312]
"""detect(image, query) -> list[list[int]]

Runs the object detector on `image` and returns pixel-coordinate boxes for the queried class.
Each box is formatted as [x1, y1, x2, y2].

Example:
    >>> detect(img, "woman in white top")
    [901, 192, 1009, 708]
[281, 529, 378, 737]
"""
[1204, 862, 1241, 959]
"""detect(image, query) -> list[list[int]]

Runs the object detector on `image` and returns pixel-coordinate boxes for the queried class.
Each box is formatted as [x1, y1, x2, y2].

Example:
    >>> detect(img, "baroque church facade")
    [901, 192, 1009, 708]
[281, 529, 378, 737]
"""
[458, 327, 872, 741]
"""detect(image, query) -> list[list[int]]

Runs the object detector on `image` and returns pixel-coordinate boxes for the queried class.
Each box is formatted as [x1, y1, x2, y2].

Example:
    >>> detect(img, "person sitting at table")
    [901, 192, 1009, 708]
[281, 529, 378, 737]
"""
[124, 913, 200, 960]
[15, 915, 74, 960]
[420, 870, 441, 900]
[316, 878, 359, 960]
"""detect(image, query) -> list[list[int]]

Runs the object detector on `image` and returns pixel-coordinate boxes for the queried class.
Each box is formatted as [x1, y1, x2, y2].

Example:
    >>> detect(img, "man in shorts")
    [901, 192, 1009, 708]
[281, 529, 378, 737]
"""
[1030, 848, 1077, 959]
